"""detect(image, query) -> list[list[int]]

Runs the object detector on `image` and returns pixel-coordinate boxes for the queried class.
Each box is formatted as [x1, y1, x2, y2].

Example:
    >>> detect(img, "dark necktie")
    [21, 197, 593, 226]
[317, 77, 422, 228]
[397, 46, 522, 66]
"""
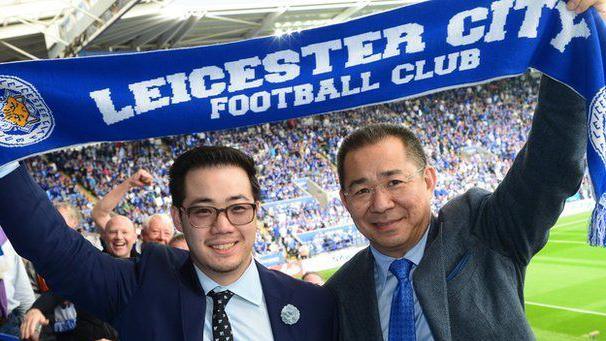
[208, 290, 235, 341]
[388, 258, 416, 341]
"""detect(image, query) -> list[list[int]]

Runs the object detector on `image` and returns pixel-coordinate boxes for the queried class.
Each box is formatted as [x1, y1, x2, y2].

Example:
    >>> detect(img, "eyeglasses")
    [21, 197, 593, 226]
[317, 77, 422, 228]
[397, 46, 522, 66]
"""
[180, 203, 257, 229]
[343, 167, 425, 207]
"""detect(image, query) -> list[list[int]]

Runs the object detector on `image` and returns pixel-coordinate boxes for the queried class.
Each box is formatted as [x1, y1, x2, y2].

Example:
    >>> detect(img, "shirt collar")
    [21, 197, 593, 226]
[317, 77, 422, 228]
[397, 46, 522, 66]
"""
[370, 224, 430, 289]
[193, 258, 264, 307]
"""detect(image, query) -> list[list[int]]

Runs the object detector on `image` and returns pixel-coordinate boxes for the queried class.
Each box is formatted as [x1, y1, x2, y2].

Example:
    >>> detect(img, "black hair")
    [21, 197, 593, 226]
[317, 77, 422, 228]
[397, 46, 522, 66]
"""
[169, 145, 260, 207]
[337, 124, 427, 190]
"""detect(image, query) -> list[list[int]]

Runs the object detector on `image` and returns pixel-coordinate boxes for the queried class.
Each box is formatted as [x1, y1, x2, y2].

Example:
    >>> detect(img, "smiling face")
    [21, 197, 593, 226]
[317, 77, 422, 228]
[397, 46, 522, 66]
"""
[142, 214, 174, 245]
[171, 165, 258, 286]
[340, 136, 437, 258]
[104, 215, 136, 259]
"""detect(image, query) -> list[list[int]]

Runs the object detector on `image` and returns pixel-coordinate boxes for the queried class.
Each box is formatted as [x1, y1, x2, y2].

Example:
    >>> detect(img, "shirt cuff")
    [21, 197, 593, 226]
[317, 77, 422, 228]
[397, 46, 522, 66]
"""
[0, 162, 20, 178]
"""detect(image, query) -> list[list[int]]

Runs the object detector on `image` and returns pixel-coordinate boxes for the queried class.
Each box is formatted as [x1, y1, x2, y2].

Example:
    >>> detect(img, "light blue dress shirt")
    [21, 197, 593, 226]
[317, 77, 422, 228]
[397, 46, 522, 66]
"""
[194, 259, 274, 341]
[371, 227, 435, 341]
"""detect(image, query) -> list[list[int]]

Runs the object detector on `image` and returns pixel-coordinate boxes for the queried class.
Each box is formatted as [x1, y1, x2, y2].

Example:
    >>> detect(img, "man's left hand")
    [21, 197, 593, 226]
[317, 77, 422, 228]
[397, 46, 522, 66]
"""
[567, 0, 606, 20]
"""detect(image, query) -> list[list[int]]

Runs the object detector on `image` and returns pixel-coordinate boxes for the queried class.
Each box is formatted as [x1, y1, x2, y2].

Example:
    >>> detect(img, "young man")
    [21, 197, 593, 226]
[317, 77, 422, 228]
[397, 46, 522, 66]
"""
[0, 146, 337, 340]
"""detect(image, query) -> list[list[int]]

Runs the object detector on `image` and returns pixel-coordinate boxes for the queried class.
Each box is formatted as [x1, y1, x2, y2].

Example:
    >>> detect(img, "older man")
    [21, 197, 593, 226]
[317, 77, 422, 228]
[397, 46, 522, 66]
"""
[323, 4, 606, 340]
[325, 77, 593, 339]
[141, 213, 174, 246]
[168, 233, 189, 251]
[55, 203, 81, 230]
[103, 215, 138, 259]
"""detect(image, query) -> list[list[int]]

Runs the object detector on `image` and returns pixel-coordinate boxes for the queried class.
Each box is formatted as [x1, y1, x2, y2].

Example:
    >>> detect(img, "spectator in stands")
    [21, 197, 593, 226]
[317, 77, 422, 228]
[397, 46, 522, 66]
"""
[302, 272, 324, 286]
[55, 202, 81, 230]
[141, 214, 174, 246]
[26, 158, 96, 232]
[0, 228, 35, 337]
[326, 75, 589, 339]
[298, 244, 310, 259]
[168, 233, 189, 251]
[103, 215, 138, 259]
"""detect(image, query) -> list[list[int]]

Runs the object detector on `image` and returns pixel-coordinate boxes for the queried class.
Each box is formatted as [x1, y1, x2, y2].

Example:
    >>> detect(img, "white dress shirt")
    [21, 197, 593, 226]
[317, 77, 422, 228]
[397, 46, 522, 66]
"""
[0, 161, 36, 315]
[194, 259, 274, 341]
[371, 226, 434, 341]
[0, 239, 35, 316]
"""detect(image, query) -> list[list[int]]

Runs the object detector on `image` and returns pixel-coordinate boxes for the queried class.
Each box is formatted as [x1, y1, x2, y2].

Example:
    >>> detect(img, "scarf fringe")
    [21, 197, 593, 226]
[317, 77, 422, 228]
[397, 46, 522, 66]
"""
[589, 194, 606, 246]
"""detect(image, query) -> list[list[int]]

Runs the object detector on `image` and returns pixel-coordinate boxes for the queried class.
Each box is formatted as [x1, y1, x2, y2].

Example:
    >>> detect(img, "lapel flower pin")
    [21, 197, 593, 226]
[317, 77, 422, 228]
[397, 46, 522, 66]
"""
[280, 304, 300, 325]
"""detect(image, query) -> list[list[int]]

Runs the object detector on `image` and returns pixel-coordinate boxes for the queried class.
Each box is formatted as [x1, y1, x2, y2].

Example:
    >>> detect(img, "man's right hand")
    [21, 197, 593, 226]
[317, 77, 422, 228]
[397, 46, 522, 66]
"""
[127, 169, 153, 188]
[93, 168, 154, 230]
[20, 308, 49, 341]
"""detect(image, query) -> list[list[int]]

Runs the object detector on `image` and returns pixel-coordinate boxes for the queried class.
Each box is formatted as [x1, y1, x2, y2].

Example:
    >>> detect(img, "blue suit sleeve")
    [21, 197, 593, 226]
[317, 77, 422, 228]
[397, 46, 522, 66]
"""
[0, 165, 138, 322]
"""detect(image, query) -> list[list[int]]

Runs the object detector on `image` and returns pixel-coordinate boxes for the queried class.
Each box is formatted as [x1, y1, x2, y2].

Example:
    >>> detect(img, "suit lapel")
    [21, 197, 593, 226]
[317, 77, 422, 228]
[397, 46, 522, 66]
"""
[414, 217, 452, 341]
[342, 248, 383, 340]
[178, 257, 206, 341]
[256, 261, 297, 341]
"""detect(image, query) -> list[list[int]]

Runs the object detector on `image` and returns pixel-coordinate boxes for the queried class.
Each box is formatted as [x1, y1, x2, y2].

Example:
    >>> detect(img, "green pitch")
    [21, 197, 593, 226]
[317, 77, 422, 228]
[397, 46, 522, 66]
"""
[318, 212, 606, 340]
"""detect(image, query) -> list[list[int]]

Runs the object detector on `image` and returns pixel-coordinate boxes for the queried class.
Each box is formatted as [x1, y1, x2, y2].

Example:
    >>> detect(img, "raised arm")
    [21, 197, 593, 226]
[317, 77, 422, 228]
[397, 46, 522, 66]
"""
[91, 169, 153, 232]
[473, 75, 586, 265]
[0, 165, 138, 322]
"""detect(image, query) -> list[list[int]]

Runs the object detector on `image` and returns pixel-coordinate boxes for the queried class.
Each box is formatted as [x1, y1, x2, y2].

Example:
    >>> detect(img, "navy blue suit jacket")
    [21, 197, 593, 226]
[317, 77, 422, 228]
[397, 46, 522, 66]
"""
[0, 167, 338, 341]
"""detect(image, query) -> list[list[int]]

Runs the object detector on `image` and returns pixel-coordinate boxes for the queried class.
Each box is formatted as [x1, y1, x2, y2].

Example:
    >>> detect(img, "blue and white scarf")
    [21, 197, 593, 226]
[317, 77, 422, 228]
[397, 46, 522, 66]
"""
[0, 0, 605, 244]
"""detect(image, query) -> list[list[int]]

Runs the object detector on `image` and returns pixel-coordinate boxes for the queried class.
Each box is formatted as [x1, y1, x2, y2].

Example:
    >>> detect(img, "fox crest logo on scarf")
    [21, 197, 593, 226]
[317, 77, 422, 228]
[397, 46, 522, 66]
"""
[590, 87, 606, 167]
[0, 76, 54, 147]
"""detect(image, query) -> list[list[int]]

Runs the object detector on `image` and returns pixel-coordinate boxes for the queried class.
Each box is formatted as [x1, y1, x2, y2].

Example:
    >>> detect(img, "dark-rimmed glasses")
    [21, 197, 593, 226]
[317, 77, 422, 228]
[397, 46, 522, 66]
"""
[180, 203, 257, 228]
